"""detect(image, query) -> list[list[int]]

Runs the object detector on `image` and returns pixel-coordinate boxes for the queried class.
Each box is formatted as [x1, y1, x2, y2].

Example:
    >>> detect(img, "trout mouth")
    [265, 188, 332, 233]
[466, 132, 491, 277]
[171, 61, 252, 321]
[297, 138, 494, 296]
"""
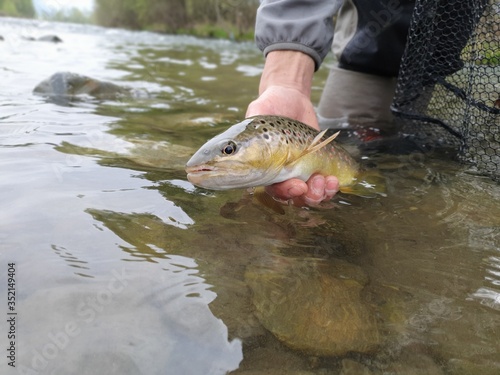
[185, 165, 215, 173]
[185, 165, 218, 186]
[185, 162, 257, 190]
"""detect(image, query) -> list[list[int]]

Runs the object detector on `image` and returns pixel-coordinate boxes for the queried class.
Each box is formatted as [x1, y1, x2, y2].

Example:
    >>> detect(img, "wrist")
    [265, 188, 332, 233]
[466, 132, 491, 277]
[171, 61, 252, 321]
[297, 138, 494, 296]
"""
[259, 51, 315, 98]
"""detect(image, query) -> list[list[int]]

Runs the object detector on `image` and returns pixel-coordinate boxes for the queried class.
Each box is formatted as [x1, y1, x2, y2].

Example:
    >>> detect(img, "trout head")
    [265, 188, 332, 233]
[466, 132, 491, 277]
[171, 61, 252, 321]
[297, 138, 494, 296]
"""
[185, 117, 289, 190]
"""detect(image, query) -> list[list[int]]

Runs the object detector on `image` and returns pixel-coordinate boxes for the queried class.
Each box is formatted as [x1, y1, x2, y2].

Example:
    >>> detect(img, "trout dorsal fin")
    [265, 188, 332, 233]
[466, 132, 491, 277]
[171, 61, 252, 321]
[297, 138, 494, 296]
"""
[297, 130, 340, 159]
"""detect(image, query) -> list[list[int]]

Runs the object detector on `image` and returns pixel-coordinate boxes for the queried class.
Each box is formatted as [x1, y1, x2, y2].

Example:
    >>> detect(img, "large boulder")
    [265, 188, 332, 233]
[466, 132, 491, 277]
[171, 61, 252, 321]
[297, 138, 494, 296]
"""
[33, 72, 146, 105]
[245, 256, 380, 356]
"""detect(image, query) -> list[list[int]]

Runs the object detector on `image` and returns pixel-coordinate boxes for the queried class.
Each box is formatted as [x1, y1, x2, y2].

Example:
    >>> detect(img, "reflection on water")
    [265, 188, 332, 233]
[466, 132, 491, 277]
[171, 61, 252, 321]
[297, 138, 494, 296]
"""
[15, 264, 242, 375]
[0, 17, 499, 375]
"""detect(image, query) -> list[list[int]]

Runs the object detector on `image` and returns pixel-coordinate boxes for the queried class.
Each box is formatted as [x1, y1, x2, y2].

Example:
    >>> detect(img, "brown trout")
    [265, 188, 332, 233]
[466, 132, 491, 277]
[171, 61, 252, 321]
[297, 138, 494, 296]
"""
[186, 115, 381, 196]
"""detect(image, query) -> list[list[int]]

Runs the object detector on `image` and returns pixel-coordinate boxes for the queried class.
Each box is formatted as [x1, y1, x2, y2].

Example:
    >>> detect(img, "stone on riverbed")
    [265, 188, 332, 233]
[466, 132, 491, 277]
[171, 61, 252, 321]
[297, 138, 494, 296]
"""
[33, 72, 147, 104]
[245, 256, 380, 357]
[38, 34, 63, 43]
[22, 34, 63, 43]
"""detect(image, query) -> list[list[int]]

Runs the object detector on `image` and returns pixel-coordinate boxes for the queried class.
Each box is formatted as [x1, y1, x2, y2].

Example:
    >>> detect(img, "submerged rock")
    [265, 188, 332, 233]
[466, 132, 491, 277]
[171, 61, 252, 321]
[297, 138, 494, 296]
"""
[23, 34, 63, 43]
[245, 256, 380, 357]
[385, 350, 445, 375]
[447, 358, 500, 375]
[340, 359, 374, 375]
[38, 34, 63, 43]
[33, 72, 146, 105]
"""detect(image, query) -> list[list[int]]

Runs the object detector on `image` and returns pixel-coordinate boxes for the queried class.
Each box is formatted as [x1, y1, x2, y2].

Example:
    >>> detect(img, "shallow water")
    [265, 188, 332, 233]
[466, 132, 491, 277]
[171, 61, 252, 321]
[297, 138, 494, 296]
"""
[0, 17, 499, 375]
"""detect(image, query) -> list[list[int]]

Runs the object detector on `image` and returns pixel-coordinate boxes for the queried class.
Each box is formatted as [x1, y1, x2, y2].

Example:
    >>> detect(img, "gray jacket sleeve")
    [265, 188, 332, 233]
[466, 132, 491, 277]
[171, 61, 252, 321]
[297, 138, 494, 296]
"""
[255, 0, 343, 70]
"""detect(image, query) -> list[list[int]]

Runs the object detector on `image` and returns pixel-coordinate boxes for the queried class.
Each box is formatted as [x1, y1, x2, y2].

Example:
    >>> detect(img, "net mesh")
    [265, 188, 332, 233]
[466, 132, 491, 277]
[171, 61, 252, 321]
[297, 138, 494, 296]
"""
[392, 0, 500, 180]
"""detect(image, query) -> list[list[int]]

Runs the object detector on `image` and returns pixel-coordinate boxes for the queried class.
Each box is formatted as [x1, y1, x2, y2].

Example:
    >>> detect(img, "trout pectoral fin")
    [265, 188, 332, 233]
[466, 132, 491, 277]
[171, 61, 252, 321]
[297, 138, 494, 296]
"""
[286, 130, 340, 171]
[298, 130, 340, 158]
[340, 171, 387, 198]
[253, 187, 286, 214]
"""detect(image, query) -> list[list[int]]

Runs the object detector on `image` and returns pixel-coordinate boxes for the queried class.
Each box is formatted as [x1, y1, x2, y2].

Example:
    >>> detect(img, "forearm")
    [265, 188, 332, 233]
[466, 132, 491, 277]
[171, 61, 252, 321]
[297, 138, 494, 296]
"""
[258, 50, 315, 97]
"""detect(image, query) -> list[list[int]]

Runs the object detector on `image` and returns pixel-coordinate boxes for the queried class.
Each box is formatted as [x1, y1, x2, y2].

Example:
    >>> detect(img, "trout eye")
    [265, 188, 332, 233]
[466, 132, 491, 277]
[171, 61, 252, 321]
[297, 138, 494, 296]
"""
[221, 141, 237, 155]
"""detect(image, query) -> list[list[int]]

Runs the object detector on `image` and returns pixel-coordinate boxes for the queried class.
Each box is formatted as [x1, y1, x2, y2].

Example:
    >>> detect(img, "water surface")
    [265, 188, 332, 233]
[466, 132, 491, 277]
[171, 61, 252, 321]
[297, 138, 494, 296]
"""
[0, 17, 499, 375]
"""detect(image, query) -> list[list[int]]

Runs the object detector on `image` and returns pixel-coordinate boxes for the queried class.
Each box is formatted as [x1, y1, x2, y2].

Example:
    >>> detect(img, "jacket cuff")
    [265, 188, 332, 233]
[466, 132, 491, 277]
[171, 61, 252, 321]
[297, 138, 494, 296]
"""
[262, 43, 322, 72]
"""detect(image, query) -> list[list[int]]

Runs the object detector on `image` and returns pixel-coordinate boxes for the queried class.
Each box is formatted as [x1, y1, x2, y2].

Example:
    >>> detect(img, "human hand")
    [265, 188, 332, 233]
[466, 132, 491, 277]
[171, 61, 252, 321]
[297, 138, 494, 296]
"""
[246, 85, 319, 129]
[246, 51, 340, 206]
[264, 174, 340, 207]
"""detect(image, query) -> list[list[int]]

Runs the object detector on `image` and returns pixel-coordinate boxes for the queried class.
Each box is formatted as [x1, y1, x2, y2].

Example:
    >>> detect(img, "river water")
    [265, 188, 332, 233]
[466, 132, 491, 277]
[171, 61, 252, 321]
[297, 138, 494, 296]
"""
[0, 17, 499, 375]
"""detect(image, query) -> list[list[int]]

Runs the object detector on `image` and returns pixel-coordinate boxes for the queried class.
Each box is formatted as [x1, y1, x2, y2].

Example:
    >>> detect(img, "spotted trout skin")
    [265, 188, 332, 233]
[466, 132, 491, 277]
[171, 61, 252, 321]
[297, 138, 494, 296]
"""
[185, 115, 359, 190]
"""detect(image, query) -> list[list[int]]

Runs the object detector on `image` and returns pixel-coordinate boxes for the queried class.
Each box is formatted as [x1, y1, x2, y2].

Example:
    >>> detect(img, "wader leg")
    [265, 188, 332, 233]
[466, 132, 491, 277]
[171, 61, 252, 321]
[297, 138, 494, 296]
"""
[317, 65, 398, 132]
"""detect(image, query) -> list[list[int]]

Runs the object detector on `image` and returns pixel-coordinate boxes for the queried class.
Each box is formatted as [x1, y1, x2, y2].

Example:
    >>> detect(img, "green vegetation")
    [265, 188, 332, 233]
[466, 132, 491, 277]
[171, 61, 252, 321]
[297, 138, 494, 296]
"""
[463, 40, 500, 67]
[39, 8, 95, 24]
[477, 41, 500, 66]
[0, 0, 35, 17]
[477, 49, 500, 66]
[94, 0, 259, 41]
[0, 0, 258, 41]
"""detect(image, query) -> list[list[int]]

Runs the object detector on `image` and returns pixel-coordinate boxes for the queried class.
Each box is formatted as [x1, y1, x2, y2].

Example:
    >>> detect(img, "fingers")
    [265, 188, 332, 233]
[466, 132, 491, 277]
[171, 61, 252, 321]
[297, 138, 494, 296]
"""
[265, 174, 340, 208]
[325, 175, 340, 198]
[265, 178, 308, 201]
[303, 175, 339, 206]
